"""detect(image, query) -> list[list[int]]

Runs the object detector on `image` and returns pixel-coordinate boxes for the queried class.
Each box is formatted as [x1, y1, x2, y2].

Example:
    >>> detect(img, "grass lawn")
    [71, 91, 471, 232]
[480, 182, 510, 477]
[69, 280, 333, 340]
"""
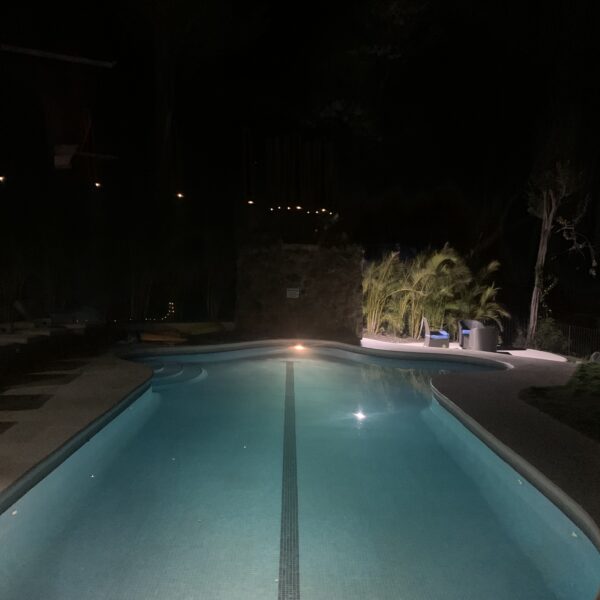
[521, 362, 600, 442]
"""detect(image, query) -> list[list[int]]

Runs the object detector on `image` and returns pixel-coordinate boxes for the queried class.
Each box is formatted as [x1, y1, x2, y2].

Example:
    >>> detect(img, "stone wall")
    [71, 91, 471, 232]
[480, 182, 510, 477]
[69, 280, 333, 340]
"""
[236, 244, 363, 342]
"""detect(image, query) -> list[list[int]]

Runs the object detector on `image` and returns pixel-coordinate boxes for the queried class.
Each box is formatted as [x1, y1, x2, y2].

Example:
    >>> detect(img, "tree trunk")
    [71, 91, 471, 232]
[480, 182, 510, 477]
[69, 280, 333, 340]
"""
[526, 195, 556, 346]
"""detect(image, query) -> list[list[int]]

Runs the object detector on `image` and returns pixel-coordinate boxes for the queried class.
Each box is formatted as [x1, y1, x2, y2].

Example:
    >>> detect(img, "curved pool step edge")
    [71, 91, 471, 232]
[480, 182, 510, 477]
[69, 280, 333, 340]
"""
[151, 363, 207, 388]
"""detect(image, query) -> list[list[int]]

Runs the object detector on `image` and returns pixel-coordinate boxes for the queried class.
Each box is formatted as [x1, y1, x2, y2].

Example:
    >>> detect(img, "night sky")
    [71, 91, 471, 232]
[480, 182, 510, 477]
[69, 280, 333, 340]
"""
[1, 1, 599, 322]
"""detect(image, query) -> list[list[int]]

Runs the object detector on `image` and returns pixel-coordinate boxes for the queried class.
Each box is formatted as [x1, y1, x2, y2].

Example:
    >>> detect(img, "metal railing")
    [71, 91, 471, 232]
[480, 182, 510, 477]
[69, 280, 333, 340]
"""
[498, 316, 600, 357]
[557, 322, 600, 358]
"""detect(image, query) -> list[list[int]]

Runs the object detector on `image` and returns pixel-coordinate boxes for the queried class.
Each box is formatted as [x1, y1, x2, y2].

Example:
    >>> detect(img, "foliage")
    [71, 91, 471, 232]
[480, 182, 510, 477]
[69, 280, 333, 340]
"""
[522, 362, 600, 442]
[362, 251, 400, 334]
[532, 317, 568, 354]
[362, 245, 510, 338]
[526, 161, 596, 345]
[570, 362, 600, 395]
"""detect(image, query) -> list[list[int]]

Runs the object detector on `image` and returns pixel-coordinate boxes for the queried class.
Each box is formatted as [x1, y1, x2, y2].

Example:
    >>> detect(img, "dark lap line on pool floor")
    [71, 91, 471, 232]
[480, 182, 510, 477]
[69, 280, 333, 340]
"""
[278, 361, 300, 600]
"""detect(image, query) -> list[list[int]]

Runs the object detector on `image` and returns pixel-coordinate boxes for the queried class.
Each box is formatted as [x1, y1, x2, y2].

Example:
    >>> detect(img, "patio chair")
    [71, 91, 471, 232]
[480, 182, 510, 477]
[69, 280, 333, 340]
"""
[458, 319, 498, 352]
[420, 317, 450, 348]
[469, 326, 498, 352]
[458, 319, 484, 349]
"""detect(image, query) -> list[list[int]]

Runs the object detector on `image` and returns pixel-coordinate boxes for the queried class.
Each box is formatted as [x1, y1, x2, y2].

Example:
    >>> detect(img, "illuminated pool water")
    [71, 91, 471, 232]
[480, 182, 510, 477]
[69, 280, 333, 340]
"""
[0, 347, 598, 599]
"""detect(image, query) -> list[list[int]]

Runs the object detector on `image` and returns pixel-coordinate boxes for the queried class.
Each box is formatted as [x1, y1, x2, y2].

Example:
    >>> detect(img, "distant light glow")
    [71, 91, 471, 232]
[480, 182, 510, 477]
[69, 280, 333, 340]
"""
[353, 410, 366, 421]
[277, 206, 281, 209]
[247, 200, 254, 205]
[176, 192, 184, 198]
[270, 207, 274, 211]
[292, 344, 305, 351]
[295, 205, 302, 210]
[321, 208, 326, 212]
[94, 182, 101, 188]
[0, 176, 5, 183]
[287, 206, 291, 210]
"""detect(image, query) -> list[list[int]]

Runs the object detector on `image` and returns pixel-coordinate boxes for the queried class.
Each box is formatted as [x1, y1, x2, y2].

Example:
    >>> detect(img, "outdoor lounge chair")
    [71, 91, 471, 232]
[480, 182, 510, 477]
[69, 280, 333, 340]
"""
[420, 317, 450, 348]
[458, 319, 498, 352]
[458, 319, 484, 348]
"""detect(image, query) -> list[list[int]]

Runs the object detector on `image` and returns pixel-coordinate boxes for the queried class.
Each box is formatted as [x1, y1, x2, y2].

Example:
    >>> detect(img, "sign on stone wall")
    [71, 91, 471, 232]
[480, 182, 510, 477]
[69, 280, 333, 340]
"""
[286, 288, 300, 299]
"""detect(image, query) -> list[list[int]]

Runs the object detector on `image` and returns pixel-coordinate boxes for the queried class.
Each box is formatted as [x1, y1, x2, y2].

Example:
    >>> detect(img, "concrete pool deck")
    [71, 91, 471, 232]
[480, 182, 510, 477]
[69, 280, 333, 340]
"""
[0, 354, 152, 509]
[0, 340, 599, 552]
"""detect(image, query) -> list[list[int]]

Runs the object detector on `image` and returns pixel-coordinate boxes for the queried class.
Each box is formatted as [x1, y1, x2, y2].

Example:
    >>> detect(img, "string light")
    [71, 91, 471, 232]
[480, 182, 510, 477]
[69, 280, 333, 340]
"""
[247, 200, 254, 205]
[176, 192, 184, 199]
[161, 301, 176, 321]
[258, 204, 339, 217]
[0, 176, 5, 183]
[94, 182, 101, 188]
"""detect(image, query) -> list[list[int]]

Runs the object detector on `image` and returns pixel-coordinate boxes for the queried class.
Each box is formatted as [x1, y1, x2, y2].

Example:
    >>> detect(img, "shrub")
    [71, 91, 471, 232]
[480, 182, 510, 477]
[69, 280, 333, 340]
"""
[533, 317, 568, 354]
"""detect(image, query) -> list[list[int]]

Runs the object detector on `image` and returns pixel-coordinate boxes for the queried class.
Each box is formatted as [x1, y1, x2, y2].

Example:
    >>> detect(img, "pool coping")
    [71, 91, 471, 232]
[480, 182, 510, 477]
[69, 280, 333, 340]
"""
[430, 384, 600, 552]
[0, 377, 151, 515]
[0, 356, 153, 514]
[1, 339, 599, 561]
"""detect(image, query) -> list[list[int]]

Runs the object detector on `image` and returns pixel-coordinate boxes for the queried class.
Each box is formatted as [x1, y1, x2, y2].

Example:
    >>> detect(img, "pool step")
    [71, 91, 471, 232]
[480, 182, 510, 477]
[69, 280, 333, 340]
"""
[150, 361, 207, 388]
[152, 362, 184, 380]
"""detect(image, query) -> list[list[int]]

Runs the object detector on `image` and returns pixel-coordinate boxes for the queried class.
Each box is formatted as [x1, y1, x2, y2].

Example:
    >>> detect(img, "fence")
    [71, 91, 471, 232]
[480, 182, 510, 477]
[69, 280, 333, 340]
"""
[557, 322, 600, 358]
[498, 316, 600, 358]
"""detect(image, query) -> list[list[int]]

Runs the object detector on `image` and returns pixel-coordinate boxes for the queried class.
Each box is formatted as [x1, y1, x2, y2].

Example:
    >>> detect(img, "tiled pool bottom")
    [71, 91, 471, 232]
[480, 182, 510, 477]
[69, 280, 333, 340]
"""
[0, 350, 598, 599]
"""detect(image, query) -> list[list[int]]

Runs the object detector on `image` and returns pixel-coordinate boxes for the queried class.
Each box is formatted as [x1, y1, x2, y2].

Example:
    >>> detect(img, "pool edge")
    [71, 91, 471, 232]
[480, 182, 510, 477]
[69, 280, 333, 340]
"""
[430, 382, 600, 554]
[0, 376, 152, 515]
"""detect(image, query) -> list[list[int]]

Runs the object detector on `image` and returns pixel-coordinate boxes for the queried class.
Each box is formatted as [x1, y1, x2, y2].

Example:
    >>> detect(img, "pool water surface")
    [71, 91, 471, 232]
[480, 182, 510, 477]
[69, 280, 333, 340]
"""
[0, 348, 598, 599]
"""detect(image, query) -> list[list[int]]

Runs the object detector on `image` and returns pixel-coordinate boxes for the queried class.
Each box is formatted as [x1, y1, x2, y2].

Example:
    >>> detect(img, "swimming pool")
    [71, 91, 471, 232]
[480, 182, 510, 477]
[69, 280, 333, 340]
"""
[0, 345, 599, 599]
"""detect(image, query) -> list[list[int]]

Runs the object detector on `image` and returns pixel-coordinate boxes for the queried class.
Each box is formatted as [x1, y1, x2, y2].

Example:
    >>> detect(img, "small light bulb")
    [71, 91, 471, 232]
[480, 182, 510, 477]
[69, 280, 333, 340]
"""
[0, 176, 5, 183]
[94, 182, 101, 188]
[270, 207, 274, 211]
[176, 192, 184, 198]
[296, 205, 302, 210]
[321, 208, 326, 212]
[287, 206, 291, 210]
[247, 200, 254, 205]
